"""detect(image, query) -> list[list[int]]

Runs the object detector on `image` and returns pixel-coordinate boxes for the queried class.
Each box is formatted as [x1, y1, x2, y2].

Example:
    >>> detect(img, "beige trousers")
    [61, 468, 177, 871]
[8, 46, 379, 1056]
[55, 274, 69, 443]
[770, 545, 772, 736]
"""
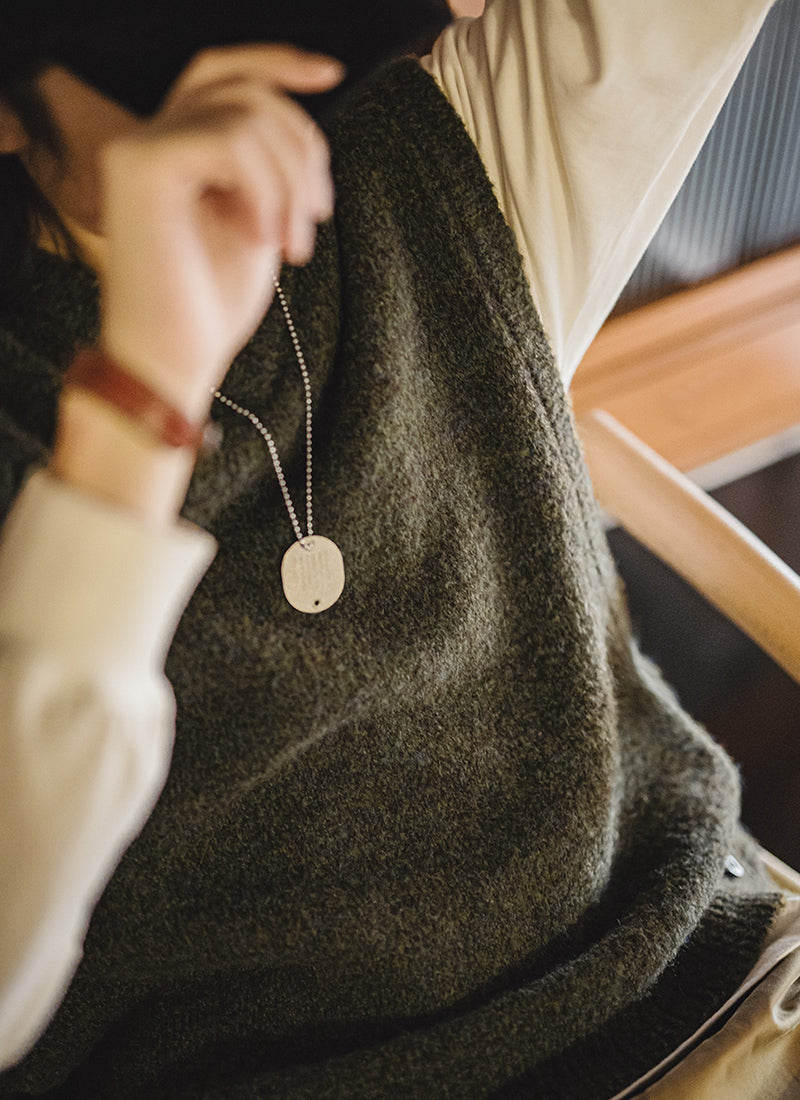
[611, 852, 800, 1100]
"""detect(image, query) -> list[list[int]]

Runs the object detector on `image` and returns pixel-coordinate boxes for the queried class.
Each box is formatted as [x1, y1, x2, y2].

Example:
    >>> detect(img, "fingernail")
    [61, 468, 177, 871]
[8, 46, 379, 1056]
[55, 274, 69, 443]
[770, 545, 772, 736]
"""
[318, 178, 335, 218]
[291, 219, 314, 263]
[321, 59, 346, 81]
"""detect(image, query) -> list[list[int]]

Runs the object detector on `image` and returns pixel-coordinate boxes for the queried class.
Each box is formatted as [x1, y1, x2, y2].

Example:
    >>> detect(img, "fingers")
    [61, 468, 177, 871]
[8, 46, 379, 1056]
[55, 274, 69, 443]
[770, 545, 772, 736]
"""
[98, 41, 342, 393]
[148, 46, 342, 263]
[111, 68, 336, 266]
[194, 102, 327, 263]
[168, 44, 346, 102]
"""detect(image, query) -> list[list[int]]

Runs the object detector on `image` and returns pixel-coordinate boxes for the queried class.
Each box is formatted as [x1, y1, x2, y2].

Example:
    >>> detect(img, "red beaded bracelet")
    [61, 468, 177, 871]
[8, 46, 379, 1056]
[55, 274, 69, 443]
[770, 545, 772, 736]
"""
[63, 345, 210, 450]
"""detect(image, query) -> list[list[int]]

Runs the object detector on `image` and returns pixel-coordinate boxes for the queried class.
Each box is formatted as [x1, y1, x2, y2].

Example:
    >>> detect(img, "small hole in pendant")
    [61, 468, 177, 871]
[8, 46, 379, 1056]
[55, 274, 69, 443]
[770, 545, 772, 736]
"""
[314, 599, 320, 607]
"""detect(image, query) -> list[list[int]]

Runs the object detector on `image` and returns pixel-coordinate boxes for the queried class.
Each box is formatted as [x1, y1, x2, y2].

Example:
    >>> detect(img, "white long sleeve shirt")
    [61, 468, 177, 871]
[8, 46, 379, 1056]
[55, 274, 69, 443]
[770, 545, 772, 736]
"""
[0, 0, 776, 1068]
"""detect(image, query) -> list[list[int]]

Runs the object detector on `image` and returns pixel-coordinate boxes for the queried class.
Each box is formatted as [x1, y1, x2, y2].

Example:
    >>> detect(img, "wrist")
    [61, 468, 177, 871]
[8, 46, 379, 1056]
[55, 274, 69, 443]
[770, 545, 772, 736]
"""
[100, 326, 220, 423]
[51, 385, 196, 525]
[64, 345, 214, 450]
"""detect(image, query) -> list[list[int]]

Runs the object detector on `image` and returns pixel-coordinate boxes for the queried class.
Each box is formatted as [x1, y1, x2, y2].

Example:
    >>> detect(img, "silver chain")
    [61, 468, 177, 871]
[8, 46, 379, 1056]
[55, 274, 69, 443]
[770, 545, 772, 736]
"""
[211, 279, 313, 546]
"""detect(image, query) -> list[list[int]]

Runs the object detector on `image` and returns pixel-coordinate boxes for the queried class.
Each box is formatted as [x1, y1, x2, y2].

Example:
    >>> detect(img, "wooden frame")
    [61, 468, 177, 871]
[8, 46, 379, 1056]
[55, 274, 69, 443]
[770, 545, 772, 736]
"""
[572, 245, 800, 477]
[573, 245, 800, 684]
[578, 410, 800, 685]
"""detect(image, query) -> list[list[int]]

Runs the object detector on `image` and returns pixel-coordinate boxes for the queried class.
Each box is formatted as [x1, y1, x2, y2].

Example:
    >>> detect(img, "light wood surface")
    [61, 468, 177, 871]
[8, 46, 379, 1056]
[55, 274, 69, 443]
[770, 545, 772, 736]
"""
[579, 409, 800, 685]
[571, 245, 800, 473]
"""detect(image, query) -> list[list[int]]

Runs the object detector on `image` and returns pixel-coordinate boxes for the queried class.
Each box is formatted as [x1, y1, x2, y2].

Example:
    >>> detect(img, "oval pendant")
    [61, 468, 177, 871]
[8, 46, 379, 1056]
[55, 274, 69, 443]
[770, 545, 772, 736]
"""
[281, 536, 345, 613]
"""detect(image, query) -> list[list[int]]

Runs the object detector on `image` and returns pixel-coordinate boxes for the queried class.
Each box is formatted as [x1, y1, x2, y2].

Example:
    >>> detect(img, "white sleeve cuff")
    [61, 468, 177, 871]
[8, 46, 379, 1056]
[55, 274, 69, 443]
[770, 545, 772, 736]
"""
[0, 469, 216, 669]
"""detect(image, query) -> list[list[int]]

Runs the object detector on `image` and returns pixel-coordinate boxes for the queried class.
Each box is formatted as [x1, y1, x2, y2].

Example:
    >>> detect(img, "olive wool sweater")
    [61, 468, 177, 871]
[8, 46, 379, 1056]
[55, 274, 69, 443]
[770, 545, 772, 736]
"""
[0, 60, 782, 1099]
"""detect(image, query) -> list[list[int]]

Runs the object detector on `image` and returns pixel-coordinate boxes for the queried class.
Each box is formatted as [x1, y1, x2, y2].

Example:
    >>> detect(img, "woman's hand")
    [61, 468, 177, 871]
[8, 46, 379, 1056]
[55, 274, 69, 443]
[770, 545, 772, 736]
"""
[99, 45, 343, 420]
[52, 46, 341, 523]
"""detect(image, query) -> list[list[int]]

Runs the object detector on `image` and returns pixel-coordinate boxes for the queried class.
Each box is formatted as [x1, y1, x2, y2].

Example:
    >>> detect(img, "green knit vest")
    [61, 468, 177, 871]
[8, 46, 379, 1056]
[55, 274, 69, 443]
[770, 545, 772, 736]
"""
[0, 60, 781, 1100]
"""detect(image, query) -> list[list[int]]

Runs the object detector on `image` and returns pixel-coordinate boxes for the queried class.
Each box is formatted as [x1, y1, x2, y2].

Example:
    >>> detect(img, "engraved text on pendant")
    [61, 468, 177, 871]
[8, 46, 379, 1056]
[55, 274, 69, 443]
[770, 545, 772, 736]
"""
[281, 536, 345, 613]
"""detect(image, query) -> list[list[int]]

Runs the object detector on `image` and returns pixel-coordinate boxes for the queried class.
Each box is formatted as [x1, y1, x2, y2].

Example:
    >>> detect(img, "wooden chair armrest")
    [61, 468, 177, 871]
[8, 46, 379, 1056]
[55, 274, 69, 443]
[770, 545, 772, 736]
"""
[578, 409, 800, 685]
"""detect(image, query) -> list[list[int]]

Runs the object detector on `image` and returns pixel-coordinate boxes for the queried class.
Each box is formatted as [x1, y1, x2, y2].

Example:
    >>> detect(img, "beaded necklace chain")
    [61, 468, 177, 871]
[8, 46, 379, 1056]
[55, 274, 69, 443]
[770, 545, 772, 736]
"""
[212, 280, 345, 613]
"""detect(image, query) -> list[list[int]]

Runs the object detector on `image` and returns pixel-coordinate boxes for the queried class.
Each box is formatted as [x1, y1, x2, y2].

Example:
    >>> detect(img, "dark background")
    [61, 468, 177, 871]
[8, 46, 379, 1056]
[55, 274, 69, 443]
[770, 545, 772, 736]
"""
[608, 455, 800, 870]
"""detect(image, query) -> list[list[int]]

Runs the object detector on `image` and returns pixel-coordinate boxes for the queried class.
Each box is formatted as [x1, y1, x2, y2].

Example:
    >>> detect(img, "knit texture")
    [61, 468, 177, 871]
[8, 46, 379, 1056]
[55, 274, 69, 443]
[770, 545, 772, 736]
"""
[0, 60, 781, 1099]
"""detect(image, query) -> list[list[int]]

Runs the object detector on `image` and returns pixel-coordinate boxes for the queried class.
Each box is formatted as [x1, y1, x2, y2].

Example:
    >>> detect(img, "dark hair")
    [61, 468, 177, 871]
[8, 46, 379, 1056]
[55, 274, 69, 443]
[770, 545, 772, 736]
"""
[0, 0, 452, 299]
[0, 73, 79, 299]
